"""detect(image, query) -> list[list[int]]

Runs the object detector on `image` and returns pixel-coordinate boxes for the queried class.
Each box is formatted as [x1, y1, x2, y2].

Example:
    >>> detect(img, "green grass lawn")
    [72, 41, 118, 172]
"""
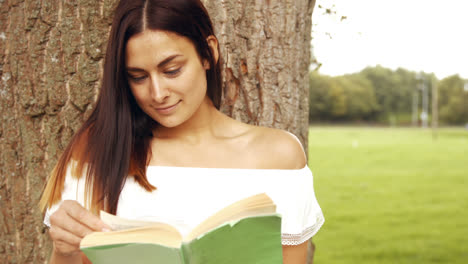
[308, 126, 468, 264]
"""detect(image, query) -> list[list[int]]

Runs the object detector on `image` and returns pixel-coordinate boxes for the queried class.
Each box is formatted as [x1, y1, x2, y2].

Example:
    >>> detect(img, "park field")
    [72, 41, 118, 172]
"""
[308, 126, 468, 264]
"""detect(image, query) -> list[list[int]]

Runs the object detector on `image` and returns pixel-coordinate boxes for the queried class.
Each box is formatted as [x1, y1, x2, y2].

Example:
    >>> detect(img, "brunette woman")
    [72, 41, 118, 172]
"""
[40, 0, 324, 263]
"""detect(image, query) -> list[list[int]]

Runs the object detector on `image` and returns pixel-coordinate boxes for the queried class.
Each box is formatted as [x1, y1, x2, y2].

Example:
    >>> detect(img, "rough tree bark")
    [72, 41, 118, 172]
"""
[0, 0, 316, 263]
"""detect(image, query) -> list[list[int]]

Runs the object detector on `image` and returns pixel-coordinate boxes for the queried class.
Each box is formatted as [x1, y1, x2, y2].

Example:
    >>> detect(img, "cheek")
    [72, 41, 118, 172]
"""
[130, 87, 148, 107]
[182, 66, 208, 97]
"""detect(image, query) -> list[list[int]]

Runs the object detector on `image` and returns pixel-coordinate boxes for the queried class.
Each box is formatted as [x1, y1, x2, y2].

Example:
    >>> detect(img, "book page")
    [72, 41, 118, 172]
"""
[184, 193, 276, 241]
[81, 212, 184, 248]
[100, 211, 159, 230]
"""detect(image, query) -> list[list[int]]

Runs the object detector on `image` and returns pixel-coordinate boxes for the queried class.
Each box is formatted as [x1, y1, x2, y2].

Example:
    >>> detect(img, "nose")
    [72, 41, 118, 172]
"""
[150, 75, 170, 103]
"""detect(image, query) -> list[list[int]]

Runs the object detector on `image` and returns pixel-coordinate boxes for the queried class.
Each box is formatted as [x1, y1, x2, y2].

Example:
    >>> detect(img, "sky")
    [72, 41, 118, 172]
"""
[311, 0, 468, 79]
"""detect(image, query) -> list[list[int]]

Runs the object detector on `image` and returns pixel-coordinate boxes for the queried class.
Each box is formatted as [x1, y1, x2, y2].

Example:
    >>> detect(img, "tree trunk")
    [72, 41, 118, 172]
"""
[0, 0, 315, 263]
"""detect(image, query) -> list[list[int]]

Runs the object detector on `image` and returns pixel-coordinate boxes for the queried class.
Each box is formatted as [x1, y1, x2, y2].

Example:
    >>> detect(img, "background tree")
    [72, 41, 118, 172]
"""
[309, 72, 334, 121]
[360, 65, 402, 119]
[438, 75, 468, 125]
[309, 72, 379, 122]
[394, 67, 417, 114]
[335, 74, 378, 121]
[308, 65, 468, 126]
[0, 0, 317, 263]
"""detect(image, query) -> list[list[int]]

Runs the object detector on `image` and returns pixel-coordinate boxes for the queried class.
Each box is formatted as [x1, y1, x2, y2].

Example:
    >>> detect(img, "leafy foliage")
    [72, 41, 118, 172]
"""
[438, 75, 468, 124]
[309, 66, 468, 125]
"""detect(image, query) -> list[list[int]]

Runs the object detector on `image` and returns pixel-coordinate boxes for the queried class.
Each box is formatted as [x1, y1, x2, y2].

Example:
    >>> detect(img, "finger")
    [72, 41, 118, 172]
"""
[50, 203, 98, 238]
[49, 225, 82, 247]
[56, 211, 95, 238]
[53, 240, 82, 257]
[62, 200, 111, 232]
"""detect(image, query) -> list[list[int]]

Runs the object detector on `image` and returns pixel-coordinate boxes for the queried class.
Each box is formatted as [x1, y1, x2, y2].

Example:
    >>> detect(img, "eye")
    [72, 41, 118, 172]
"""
[127, 74, 147, 83]
[164, 68, 181, 77]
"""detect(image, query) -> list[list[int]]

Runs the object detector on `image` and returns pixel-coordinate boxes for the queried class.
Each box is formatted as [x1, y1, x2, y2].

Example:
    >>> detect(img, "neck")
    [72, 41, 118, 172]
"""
[154, 96, 222, 144]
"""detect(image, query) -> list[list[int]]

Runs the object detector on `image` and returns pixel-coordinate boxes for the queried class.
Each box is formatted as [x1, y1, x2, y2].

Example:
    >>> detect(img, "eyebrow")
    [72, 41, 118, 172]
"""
[126, 54, 182, 72]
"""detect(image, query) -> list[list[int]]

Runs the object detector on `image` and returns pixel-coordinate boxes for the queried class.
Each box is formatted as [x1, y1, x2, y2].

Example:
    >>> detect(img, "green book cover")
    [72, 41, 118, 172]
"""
[80, 193, 283, 264]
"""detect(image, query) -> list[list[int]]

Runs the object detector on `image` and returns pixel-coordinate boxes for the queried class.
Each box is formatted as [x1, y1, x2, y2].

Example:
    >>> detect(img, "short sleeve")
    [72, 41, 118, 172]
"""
[43, 162, 88, 227]
[275, 167, 324, 245]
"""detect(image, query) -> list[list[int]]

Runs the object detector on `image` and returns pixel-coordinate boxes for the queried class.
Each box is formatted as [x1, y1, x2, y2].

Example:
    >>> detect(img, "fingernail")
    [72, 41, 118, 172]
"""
[102, 228, 111, 232]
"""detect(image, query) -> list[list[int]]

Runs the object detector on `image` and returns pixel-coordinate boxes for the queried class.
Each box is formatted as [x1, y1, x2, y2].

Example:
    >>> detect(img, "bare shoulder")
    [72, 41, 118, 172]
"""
[249, 126, 307, 170]
[215, 114, 307, 169]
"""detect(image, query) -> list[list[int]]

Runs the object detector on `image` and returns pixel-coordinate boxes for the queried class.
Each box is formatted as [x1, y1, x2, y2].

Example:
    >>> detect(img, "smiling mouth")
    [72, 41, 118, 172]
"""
[155, 101, 180, 114]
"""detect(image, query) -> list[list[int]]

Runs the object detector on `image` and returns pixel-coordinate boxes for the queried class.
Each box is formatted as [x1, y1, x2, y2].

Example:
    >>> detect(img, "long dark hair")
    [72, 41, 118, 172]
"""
[40, 0, 222, 214]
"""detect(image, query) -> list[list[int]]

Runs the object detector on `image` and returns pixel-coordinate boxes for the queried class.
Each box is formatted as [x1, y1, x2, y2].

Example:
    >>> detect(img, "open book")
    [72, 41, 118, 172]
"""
[80, 193, 283, 264]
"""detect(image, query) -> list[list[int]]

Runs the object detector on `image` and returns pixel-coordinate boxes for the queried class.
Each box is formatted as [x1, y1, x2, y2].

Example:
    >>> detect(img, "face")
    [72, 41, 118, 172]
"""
[125, 30, 212, 128]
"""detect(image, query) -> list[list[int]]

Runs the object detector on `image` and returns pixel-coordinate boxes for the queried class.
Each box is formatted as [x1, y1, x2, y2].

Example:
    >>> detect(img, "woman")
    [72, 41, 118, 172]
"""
[40, 0, 324, 263]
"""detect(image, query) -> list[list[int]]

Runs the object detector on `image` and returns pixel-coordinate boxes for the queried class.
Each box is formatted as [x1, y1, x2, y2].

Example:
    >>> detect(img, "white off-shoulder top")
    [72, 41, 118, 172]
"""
[44, 165, 324, 245]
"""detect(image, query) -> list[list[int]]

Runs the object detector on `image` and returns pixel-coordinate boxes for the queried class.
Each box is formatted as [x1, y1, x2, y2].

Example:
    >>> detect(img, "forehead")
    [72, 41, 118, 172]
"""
[125, 30, 197, 66]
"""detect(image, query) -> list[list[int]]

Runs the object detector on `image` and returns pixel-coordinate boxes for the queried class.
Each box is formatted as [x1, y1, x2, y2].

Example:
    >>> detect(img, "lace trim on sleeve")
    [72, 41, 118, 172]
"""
[281, 213, 325, 246]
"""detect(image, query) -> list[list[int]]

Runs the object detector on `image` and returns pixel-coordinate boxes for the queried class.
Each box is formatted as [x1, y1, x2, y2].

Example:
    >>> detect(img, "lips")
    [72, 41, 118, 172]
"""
[155, 101, 180, 114]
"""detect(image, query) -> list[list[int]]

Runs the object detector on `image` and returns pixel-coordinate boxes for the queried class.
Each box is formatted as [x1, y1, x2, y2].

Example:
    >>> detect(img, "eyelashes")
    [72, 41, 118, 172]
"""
[127, 74, 147, 84]
[128, 75, 146, 82]
[127, 67, 182, 83]
[164, 68, 181, 77]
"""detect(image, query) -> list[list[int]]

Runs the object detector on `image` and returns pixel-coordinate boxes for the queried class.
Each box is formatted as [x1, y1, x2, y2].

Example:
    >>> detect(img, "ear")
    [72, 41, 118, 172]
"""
[204, 35, 219, 69]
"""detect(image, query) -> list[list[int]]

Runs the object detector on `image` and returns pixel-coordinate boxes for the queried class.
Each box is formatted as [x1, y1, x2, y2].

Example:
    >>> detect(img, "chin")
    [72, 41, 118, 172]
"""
[155, 117, 187, 129]
[155, 120, 177, 128]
